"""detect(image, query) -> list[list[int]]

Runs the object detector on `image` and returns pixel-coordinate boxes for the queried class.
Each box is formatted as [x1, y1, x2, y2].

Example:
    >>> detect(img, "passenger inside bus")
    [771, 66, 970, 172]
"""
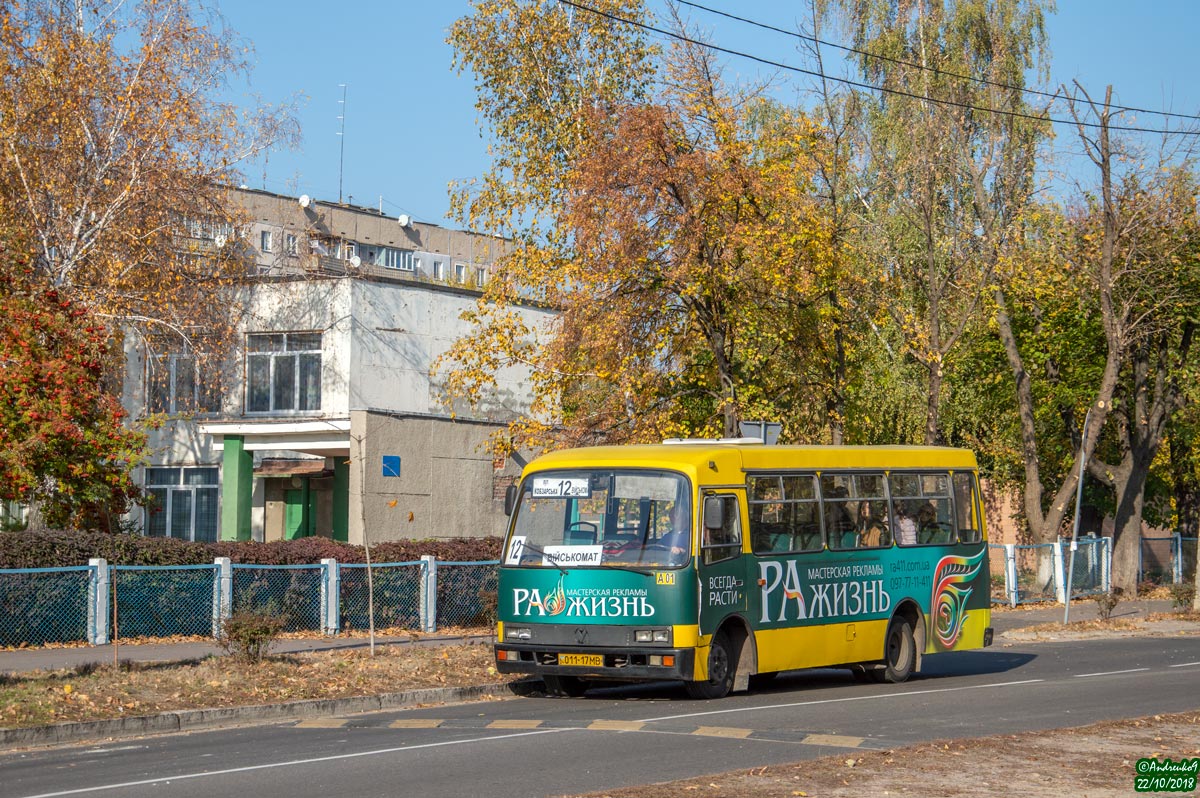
[894, 501, 918, 546]
[856, 500, 890, 548]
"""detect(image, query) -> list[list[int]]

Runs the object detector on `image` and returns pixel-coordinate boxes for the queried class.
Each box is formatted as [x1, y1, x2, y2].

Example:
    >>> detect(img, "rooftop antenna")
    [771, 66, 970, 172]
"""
[337, 83, 348, 204]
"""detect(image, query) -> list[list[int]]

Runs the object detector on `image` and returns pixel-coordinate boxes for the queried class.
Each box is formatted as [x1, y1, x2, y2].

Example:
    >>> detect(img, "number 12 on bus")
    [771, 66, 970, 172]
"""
[494, 440, 993, 699]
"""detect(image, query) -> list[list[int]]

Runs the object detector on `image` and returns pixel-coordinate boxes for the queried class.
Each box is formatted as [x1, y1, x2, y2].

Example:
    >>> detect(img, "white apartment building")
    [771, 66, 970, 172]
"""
[123, 188, 549, 545]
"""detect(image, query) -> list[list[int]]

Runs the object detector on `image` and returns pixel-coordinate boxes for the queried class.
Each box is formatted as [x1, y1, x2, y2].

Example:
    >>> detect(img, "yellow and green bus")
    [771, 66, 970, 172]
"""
[494, 440, 992, 698]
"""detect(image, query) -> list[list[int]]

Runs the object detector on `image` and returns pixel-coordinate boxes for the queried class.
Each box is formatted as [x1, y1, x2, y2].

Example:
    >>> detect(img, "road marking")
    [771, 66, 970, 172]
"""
[693, 726, 753, 739]
[1073, 668, 1150, 678]
[16, 729, 575, 798]
[635, 679, 1046, 724]
[802, 734, 865, 748]
[488, 719, 542, 729]
[388, 718, 444, 729]
[588, 720, 645, 732]
[1168, 661, 1200, 668]
[293, 718, 348, 729]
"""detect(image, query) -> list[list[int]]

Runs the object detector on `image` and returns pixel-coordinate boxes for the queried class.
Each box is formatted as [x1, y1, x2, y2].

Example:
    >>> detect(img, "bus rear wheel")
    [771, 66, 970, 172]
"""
[872, 617, 916, 683]
[686, 630, 737, 700]
[543, 674, 589, 697]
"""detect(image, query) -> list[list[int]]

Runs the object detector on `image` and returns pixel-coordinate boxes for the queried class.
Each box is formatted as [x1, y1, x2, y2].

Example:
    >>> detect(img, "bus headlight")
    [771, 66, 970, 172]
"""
[635, 629, 671, 644]
[507, 627, 532, 641]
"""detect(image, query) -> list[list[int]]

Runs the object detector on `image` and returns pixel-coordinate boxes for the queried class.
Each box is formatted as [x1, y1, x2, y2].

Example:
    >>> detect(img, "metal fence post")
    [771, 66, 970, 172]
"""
[88, 558, 109, 645]
[1004, 544, 1018, 607]
[321, 558, 340, 636]
[1052, 538, 1066, 604]
[1102, 537, 1113, 593]
[213, 557, 232, 638]
[1173, 533, 1183, 584]
[420, 555, 438, 633]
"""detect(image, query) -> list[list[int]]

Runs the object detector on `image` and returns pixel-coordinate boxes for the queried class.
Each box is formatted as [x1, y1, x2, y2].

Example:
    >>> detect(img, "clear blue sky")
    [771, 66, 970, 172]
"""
[219, 1, 1200, 228]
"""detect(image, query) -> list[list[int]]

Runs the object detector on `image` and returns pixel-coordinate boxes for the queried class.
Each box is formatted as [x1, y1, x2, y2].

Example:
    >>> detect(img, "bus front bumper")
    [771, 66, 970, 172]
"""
[494, 643, 696, 682]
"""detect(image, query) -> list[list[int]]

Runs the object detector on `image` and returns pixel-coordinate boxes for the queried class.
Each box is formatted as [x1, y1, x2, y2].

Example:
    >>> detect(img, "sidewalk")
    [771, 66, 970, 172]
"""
[0, 631, 493, 675]
[0, 599, 1179, 675]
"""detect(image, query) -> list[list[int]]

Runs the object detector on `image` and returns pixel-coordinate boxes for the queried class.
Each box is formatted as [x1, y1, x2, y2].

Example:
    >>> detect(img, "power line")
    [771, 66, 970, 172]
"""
[674, 0, 1200, 124]
[555, 0, 1199, 136]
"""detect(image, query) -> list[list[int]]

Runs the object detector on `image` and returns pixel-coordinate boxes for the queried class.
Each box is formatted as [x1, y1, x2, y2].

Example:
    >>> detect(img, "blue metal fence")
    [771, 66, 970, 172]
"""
[230, 564, 323, 632]
[1062, 537, 1108, 600]
[339, 562, 423, 632]
[112, 564, 218, 639]
[436, 561, 499, 629]
[0, 566, 92, 646]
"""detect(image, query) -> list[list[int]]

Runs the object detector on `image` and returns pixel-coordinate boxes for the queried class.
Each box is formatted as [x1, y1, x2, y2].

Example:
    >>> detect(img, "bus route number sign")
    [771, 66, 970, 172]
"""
[532, 477, 590, 498]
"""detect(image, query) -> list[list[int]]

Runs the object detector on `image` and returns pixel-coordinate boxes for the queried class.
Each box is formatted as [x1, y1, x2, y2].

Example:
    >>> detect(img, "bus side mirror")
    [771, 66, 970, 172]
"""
[504, 485, 518, 517]
[703, 496, 724, 531]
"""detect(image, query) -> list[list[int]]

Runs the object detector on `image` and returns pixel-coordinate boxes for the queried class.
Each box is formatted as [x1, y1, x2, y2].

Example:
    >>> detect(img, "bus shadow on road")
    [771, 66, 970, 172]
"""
[569, 651, 1039, 701]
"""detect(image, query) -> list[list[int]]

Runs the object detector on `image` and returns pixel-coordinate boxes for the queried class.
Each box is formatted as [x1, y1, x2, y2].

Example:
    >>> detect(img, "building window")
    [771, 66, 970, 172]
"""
[475, 267, 487, 287]
[147, 352, 220, 415]
[455, 263, 467, 283]
[285, 233, 298, 255]
[260, 230, 273, 253]
[246, 332, 322, 413]
[145, 467, 219, 542]
[382, 247, 414, 271]
[1, 500, 27, 531]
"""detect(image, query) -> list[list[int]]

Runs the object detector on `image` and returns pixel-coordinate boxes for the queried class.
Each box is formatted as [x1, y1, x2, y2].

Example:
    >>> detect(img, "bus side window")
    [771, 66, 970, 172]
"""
[953, 472, 983, 544]
[702, 495, 741, 565]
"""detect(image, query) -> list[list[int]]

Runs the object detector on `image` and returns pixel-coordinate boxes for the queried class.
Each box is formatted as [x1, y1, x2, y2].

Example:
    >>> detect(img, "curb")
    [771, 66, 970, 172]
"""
[0, 681, 531, 750]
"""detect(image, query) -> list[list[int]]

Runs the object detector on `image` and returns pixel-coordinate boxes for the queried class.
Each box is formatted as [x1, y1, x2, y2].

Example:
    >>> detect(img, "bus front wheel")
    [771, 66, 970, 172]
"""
[686, 630, 737, 699]
[543, 674, 589, 697]
[873, 617, 916, 683]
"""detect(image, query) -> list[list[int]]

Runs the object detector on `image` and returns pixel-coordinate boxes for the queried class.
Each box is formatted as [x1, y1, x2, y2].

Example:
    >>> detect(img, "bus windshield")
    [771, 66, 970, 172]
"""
[505, 469, 691, 569]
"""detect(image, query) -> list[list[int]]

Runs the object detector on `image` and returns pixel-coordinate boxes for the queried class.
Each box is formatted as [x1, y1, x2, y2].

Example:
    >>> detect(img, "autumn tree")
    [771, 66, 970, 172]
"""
[0, 276, 146, 529]
[0, 0, 293, 329]
[440, 3, 835, 449]
[828, 0, 1052, 445]
[0, 0, 296, 524]
[1065, 100, 1200, 590]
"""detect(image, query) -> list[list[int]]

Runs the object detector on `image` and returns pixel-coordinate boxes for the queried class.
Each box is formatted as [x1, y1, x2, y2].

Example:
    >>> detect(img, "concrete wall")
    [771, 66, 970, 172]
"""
[348, 279, 552, 418]
[347, 410, 521, 544]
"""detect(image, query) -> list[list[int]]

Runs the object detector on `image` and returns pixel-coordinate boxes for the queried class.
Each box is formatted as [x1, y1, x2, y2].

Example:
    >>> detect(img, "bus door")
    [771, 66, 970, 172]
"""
[697, 492, 749, 635]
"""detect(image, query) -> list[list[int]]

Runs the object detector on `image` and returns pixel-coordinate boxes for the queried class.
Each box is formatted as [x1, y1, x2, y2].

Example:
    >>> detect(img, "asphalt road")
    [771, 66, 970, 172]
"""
[4, 634, 1198, 798]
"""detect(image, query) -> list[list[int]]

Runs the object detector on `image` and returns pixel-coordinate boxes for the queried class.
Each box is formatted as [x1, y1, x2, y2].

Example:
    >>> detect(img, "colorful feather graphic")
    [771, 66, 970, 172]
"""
[930, 550, 984, 649]
[544, 574, 567, 617]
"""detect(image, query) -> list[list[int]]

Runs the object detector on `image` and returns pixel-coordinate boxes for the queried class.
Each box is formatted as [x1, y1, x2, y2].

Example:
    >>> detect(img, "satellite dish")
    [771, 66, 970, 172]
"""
[214, 234, 227, 248]
[397, 214, 412, 228]
[349, 255, 362, 268]
[298, 194, 312, 209]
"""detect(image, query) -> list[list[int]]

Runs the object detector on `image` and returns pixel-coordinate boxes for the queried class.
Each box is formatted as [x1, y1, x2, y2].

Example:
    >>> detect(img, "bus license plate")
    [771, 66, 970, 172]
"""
[559, 653, 602, 667]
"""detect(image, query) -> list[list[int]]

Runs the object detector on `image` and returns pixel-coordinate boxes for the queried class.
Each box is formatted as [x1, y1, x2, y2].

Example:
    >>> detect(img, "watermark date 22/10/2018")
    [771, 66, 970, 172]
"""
[1134, 757, 1199, 793]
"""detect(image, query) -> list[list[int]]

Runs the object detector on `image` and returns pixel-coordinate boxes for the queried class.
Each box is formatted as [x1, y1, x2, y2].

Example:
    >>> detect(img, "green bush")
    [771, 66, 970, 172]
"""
[218, 611, 285, 663]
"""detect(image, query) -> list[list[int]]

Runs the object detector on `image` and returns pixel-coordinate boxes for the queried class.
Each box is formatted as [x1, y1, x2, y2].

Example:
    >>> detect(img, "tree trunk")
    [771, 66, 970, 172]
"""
[1109, 475, 1144, 595]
